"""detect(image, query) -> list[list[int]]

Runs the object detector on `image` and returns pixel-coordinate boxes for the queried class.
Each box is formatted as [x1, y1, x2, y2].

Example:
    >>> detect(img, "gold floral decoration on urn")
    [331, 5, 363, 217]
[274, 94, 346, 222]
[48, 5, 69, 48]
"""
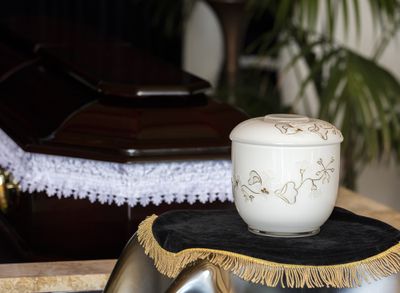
[233, 157, 335, 204]
[275, 119, 342, 141]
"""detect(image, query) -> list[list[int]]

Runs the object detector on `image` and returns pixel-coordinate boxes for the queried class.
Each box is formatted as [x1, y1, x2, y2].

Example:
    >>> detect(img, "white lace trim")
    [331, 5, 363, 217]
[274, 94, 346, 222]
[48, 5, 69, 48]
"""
[0, 128, 233, 207]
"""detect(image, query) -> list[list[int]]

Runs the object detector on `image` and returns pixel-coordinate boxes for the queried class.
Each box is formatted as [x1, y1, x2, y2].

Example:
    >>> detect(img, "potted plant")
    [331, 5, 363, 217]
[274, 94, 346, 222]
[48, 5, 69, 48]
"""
[244, 0, 400, 188]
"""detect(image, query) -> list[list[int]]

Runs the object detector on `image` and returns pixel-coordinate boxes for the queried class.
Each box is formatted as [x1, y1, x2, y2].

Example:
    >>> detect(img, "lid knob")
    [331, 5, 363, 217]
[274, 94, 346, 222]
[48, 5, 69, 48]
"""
[264, 114, 309, 123]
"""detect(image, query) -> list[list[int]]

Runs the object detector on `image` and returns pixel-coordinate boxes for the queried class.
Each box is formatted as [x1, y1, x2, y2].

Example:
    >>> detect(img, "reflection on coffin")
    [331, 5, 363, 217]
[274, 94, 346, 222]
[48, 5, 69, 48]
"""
[0, 17, 247, 261]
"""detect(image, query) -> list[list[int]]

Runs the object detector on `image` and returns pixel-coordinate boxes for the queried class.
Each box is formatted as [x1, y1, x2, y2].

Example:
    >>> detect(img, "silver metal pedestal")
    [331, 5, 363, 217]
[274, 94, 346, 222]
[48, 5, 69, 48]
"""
[104, 235, 400, 293]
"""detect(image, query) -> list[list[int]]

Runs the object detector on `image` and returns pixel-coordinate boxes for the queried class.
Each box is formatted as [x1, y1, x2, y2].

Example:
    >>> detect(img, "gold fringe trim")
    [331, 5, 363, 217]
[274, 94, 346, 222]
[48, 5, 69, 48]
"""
[137, 215, 400, 288]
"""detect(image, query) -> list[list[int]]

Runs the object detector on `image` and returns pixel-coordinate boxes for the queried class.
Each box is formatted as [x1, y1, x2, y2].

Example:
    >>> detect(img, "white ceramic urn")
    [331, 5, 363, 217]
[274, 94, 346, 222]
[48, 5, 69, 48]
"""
[230, 114, 343, 237]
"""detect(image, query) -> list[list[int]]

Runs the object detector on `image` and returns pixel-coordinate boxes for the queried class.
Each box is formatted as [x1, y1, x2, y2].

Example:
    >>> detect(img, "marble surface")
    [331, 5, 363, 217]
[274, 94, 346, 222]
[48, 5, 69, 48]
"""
[336, 187, 400, 229]
[0, 187, 399, 292]
[0, 260, 115, 293]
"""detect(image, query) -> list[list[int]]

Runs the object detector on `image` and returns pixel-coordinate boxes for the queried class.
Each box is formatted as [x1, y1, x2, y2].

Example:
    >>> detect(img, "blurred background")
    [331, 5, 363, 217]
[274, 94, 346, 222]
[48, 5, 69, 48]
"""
[0, 0, 399, 263]
[1, 0, 399, 205]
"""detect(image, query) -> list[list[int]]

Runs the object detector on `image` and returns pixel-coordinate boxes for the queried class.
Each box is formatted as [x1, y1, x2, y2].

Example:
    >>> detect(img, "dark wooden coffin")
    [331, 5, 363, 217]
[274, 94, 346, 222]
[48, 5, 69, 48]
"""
[0, 17, 246, 262]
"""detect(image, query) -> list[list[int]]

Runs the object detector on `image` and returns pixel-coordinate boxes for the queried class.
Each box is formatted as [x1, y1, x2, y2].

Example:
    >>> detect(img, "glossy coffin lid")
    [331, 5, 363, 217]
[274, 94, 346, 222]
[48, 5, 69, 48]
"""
[0, 17, 211, 98]
[40, 43, 211, 98]
[0, 43, 246, 162]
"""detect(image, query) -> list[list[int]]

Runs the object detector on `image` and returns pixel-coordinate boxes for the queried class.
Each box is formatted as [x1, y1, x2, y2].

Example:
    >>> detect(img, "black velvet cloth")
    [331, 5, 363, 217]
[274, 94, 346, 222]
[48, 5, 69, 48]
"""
[152, 207, 400, 266]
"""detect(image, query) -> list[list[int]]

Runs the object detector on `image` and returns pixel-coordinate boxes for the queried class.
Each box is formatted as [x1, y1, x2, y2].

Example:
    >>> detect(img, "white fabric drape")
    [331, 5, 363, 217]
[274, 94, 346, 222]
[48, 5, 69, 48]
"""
[0, 128, 233, 207]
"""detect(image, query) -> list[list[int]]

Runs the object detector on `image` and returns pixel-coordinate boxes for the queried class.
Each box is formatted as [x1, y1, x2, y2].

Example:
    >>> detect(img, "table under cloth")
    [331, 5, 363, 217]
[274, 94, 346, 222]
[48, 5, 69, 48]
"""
[0, 128, 232, 207]
[137, 207, 400, 288]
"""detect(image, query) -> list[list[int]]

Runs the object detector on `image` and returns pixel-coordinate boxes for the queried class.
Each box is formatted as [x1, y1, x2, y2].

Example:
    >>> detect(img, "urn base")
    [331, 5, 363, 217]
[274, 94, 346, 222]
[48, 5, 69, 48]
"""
[248, 227, 320, 238]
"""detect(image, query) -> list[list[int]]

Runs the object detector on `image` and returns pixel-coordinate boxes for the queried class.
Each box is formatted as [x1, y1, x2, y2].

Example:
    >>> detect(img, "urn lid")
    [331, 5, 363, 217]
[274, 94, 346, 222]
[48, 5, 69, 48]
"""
[229, 114, 343, 146]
